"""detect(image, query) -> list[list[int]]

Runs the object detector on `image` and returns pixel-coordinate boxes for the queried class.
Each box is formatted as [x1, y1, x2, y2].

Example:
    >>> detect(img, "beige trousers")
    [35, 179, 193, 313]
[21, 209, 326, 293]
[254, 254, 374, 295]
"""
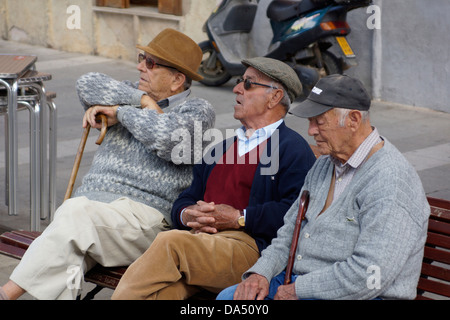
[10, 197, 169, 300]
[111, 229, 260, 300]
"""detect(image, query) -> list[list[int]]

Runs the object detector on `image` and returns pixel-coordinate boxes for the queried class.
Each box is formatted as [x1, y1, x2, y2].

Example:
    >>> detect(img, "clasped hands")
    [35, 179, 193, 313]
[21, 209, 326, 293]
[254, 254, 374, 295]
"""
[182, 201, 241, 234]
[82, 94, 161, 129]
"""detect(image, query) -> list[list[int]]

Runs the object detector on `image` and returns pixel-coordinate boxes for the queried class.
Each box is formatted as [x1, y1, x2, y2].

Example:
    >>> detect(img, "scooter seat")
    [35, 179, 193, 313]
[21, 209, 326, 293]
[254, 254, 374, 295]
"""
[267, 0, 332, 22]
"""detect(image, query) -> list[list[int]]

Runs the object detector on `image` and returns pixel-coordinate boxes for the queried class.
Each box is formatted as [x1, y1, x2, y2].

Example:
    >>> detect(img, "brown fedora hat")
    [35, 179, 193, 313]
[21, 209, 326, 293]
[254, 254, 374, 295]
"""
[136, 28, 203, 81]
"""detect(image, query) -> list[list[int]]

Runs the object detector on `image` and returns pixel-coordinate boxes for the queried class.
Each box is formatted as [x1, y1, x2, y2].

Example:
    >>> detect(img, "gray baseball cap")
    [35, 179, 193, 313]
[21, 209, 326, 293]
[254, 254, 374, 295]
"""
[242, 57, 302, 103]
[290, 74, 371, 118]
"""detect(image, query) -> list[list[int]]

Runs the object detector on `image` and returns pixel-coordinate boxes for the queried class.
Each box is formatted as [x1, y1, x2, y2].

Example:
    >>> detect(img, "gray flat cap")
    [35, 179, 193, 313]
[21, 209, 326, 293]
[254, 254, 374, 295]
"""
[242, 57, 302, 102]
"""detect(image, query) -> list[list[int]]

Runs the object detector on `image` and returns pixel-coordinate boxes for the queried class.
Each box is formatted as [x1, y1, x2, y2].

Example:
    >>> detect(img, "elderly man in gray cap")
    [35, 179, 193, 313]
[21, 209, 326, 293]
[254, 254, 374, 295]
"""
[218, 74, 430, 300]
[111, 57, 317, 300]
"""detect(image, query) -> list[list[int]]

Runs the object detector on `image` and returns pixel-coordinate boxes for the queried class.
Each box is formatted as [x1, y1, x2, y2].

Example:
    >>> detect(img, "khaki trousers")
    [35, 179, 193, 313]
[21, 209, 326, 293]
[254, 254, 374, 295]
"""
[112, 229, 260, 300]
[10, 197, 169, 300]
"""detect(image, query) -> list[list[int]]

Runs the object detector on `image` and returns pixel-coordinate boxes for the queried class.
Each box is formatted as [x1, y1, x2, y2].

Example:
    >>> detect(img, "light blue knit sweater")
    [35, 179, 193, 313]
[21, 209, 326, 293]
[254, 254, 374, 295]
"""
[245, 139, 430, 299]
[74, 72, 215, 225]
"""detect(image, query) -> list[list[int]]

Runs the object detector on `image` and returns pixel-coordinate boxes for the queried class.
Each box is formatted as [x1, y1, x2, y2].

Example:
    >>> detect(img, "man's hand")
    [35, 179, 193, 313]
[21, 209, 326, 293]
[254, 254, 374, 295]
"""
[83, 94, 162, 129]
[274, 283, 297, 300]
[234, 274, 269, 300]
[211, 203, 242, 231]
[141, 95, 163, 113]
[183, 201, 241, 234]
[83, 105, 119, 129]
[182, 201, 216, 233]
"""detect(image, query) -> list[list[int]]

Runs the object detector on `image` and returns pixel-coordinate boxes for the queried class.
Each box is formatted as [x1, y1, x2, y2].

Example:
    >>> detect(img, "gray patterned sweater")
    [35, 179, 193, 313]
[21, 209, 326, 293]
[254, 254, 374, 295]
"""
[74, 72, 215, 225]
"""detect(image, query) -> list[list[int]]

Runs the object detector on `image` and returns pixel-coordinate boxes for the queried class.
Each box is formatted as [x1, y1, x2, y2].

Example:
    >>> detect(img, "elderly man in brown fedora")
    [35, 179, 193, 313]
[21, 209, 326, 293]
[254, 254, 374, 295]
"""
[0, 28, 215, 300]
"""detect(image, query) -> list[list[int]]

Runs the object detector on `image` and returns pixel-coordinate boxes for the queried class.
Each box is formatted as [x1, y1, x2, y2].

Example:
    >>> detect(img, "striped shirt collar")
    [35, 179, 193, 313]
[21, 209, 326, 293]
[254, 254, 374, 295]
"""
[332, 127, 382, 172]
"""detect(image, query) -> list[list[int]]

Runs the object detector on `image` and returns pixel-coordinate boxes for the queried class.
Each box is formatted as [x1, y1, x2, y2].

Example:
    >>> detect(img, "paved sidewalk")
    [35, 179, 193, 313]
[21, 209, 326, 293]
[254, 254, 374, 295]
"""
[0, 39, 449, 300]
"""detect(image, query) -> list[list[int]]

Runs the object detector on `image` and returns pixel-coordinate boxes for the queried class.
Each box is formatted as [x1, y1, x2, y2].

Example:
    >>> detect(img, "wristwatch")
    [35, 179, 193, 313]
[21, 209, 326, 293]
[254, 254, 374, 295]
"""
[238, 210, 245, 228]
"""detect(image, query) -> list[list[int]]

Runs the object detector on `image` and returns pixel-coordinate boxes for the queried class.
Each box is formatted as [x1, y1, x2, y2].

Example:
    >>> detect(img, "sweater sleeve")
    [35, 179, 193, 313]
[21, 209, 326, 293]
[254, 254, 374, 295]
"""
[76, 72, 146, 110]
[117, 97, 215, 163]
[170, 162, 209, 229]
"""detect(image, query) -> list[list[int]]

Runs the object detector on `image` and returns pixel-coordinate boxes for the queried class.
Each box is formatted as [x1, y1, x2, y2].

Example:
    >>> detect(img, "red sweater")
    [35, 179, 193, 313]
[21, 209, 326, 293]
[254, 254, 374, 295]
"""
[203, 140, 267, 210]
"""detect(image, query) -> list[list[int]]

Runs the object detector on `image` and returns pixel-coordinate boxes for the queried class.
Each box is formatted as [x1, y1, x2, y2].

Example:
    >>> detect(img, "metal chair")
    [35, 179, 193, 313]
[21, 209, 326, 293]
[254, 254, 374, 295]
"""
[19, 71, 57, 222]
[1, 89, 41, 230]
[0, 70, 56, 231]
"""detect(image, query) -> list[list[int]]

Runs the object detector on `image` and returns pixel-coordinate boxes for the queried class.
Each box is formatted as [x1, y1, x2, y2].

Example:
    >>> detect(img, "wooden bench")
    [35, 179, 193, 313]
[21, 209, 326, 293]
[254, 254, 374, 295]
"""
[1, 196, 449, 300]
[415, 197, 450, 300]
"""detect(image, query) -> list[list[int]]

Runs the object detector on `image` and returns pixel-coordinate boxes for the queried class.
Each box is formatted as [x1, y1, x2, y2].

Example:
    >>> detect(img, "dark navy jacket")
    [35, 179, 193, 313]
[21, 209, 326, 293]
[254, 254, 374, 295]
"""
[171, 122, 316, 253]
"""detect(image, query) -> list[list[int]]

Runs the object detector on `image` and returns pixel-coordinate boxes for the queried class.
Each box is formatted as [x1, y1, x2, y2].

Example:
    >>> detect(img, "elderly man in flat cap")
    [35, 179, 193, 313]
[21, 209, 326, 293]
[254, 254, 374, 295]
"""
[111, 57, 317, 300]
[218, 74, 430, 300]
[0, 28, 215, 300]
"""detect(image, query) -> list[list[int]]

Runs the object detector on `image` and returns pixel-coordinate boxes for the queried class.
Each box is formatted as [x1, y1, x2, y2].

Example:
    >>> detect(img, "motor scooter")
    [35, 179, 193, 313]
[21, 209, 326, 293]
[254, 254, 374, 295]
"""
[198, 0, 371, 98]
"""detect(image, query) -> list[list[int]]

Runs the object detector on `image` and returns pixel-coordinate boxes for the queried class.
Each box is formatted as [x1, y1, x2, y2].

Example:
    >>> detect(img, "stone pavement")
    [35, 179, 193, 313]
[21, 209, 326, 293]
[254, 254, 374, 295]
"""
[0, 39, 449, 300]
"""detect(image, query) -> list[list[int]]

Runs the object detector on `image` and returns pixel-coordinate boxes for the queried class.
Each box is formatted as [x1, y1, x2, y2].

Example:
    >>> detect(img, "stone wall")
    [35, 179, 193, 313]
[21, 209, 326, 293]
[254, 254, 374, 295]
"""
[0, 0, 217, 61]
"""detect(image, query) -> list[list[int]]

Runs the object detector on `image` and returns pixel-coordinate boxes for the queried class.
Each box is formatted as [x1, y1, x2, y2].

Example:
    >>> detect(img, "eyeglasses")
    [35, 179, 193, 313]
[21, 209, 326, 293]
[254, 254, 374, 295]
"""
[138, 53, 178, 71]
[236, 77, 278, 91]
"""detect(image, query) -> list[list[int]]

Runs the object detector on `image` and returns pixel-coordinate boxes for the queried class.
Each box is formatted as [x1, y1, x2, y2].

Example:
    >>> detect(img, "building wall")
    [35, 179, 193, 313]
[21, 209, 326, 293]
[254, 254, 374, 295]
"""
[250, 0, 450, 114]
[378, 0, 450, 113]
[1, 0, 449, 113]
[331, 0, 450, 113]
[0, 0, 217, 60]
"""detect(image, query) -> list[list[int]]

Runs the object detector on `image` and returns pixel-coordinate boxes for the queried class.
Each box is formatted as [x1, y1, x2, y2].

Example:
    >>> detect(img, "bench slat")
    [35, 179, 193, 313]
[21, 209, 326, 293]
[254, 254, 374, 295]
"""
[420, 263, 450, 282]
[428, 197, 450, 211]
[0, 242, 26, 259]
[430, 207, 450, 222]
[11, 230, 41, 240]
[425, 232, 450, 250]
[427, 219, 450, 236]
[0, 232, 34, 249]
[417, 277, 450, 298]
[423, 246, 450, 265]
[84, 266, 126, 290]
[83, 276, 119, 290]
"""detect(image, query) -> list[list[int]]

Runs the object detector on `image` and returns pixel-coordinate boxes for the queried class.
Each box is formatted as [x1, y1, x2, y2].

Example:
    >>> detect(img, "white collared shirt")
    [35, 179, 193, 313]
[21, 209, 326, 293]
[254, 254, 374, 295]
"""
[235, 119, 283, 157]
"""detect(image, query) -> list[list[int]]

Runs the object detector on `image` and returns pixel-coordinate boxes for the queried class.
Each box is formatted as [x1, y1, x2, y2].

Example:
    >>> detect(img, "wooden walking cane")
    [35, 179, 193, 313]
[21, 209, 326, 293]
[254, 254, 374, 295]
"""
[64, 114, 108, 201]
[284, 190, 310, 285]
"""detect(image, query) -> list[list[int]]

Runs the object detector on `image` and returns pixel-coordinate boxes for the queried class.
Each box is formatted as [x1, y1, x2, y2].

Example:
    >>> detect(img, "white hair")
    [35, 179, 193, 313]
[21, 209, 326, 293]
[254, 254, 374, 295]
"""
[335, 108, 370, 127]
[168, 68, 192, 90]
[266, 82, 291, 113]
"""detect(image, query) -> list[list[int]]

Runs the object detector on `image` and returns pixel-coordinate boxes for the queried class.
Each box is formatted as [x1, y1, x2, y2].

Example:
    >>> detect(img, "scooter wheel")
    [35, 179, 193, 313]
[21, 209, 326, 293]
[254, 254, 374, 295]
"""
[197, 41, 232, 86]
[319, 50, 343, 77]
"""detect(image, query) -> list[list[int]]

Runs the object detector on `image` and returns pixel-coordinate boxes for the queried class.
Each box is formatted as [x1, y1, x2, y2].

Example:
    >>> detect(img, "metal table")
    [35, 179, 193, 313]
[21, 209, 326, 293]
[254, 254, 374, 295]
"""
[0, 54, 37, 218]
